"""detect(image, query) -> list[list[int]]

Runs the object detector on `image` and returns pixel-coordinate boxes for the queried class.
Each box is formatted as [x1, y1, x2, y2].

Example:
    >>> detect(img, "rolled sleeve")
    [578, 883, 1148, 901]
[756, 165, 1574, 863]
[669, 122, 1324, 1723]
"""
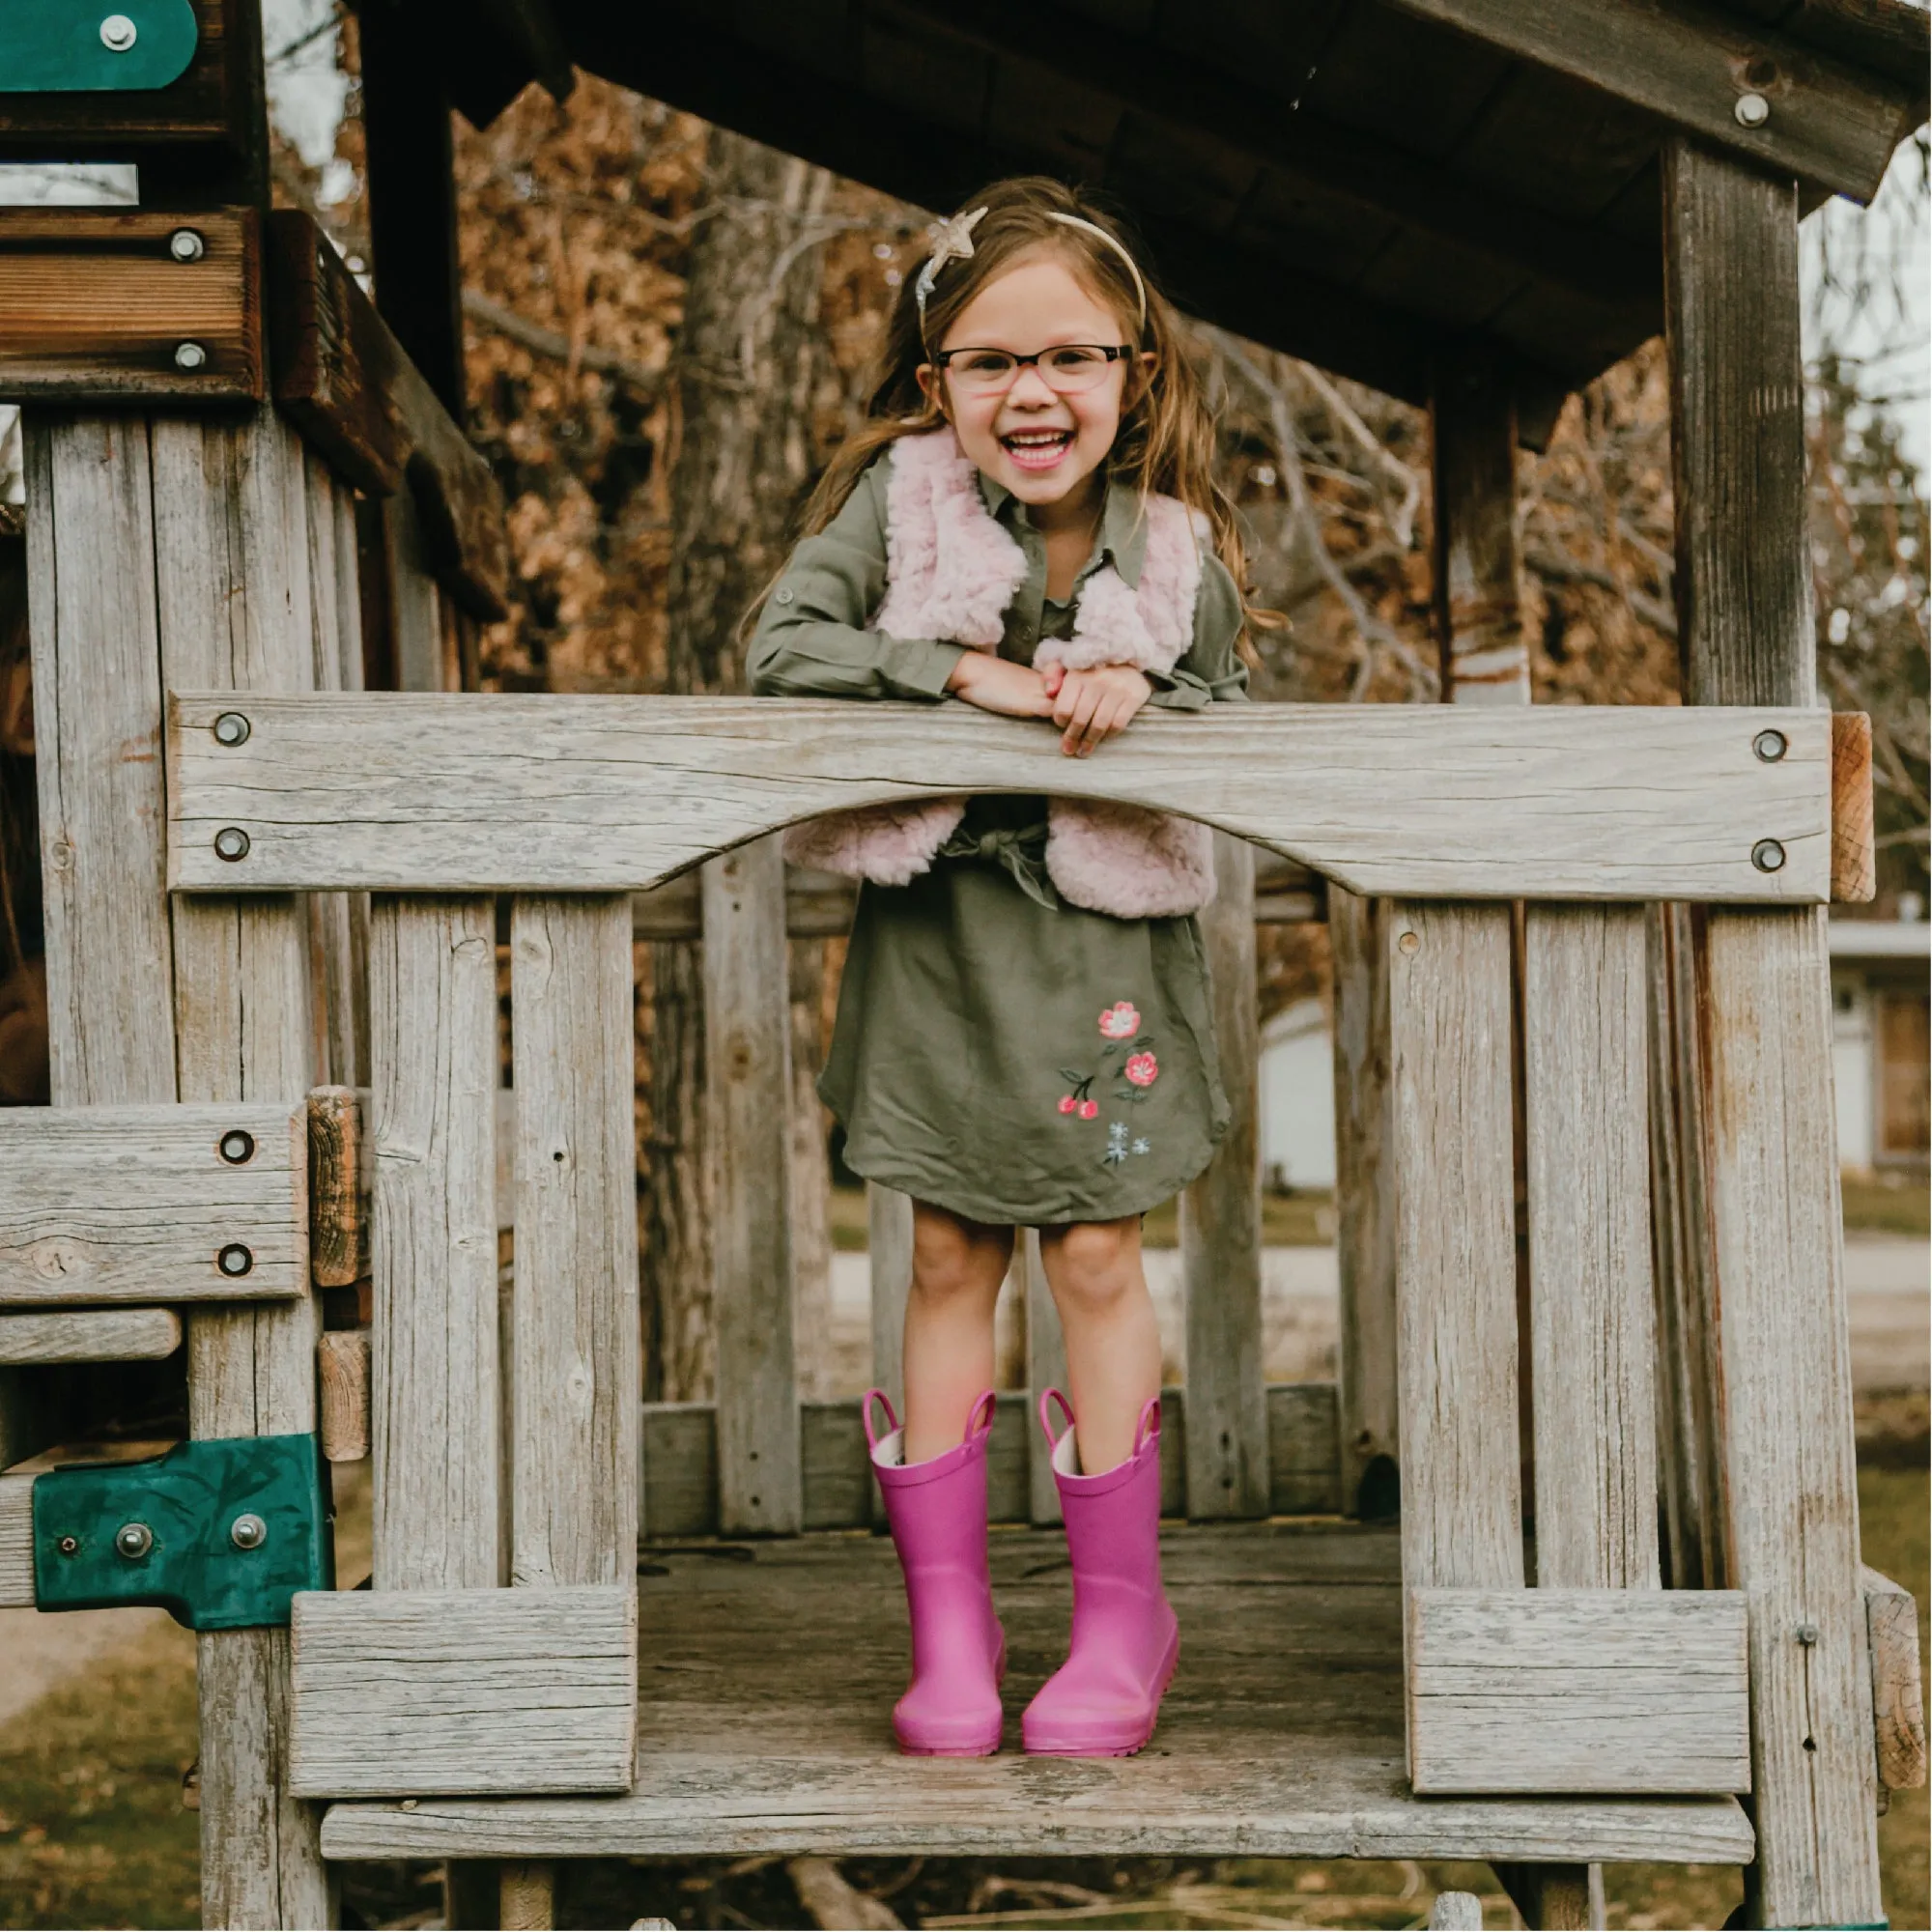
[1148, 553, 1249, 709]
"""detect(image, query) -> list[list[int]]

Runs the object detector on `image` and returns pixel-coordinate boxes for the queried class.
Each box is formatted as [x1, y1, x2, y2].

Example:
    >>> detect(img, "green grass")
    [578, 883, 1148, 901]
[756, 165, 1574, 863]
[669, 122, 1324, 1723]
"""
[1842, 1171, 1931, 1237]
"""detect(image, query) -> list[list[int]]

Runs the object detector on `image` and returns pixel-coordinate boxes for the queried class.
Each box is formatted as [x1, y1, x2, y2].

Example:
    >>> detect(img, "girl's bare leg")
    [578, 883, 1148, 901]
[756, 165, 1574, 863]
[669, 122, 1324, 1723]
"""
[1037, 1216, 1162, 1473]
[902, 1201, 1013, 1463]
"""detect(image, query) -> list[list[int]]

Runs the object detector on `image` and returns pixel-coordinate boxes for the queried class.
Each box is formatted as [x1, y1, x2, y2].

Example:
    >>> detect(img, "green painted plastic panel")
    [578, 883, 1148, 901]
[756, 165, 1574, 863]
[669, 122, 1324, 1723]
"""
[1, 0, 199, 92]
[33, 1434, 331, 1629]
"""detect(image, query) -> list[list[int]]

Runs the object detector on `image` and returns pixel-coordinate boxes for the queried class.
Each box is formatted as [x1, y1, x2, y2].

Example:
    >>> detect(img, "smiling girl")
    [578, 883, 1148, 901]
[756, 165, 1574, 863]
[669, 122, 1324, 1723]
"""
[748, 178, 1250, 1759]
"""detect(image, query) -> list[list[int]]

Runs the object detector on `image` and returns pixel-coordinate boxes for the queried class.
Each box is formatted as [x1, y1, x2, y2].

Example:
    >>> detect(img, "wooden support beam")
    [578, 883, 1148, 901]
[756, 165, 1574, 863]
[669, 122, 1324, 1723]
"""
[1492, 1861, 1596, 1931]
[0, 1309, 182, 1365]
[1024, 1233, 1065, 1527]
[167, 694, 1839, 905]
[317, 1328, 371, 1463]
[1831, 711, 1876, 903]
[1382, 0, 1915, 203]
[1863, 1565, 1927, 1799]
[1179, 834, 1267, 1520]
[307, 1085, 368, 1290]
[1663, 134, 1882, 1930]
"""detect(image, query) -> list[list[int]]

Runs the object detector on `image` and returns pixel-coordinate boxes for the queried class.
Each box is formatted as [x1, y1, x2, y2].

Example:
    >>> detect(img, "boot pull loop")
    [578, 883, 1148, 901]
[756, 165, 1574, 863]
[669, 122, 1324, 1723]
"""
[1131, 1394, 1163, 1462]
[863, 1387, 899, 1453]
[965, 1388, 998, 1440]
[1037, 1386, 1075, 1451]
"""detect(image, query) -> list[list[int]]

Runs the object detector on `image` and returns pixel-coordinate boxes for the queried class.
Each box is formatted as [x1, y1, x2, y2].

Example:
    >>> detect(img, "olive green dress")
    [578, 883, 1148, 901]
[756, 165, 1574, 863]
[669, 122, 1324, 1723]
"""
[748, 453, 1247, 1227]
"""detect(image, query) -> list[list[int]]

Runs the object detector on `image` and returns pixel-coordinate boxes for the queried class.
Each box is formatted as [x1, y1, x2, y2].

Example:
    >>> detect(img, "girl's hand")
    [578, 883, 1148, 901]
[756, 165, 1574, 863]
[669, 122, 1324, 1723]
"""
[1044, 663, 1153, 757]
[945, 651, 1056, 719]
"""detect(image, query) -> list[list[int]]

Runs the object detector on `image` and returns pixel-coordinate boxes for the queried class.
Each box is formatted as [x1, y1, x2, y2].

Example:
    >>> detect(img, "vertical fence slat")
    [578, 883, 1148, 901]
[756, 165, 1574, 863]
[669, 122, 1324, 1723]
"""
[370, 895, 499, 1592]
[1179, 834, 1267, 1520]
[867, 1183, 914, 1409]
[1025, 1231, 1065, 1524]
[703, 837, 801, 1535]
[1523, 905, 1660, 1590]
[1388, 901, 1522, 1595]
[511, 895, 639, 1586]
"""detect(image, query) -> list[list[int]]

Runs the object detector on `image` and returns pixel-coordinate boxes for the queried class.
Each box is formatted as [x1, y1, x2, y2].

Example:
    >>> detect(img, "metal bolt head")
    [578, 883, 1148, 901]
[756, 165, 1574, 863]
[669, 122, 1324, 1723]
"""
[168, 228, 206, 263]
[216, 1241, 254, 1277]
[99, 14, 137, 50]
[174, 341, 208, 371]
[230, 1513, 268, 1551]
[213, 711, 250, 747]
[1796, 1620, 1820, 1645]
[57, 1535, 78, 1557]
[213, 826, 250, 863]
[1752, 838, 1787, 873]
[114, 1521, 154, 1560]
[217, 1128, 255, 1165]
[1752, 728, 1787, 763]
[1735, 92, 1771, 128]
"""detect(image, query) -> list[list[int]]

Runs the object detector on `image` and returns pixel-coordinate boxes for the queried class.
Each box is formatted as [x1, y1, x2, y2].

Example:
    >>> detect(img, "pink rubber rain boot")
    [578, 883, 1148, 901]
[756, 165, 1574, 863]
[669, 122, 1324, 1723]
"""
[1022, 1389, 1179, 1757]
[866, 1388, 1008, 1756]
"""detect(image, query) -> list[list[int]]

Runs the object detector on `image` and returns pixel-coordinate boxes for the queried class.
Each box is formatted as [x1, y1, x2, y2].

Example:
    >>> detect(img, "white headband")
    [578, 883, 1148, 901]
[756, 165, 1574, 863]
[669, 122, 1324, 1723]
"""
[914, 207, 1149, 333]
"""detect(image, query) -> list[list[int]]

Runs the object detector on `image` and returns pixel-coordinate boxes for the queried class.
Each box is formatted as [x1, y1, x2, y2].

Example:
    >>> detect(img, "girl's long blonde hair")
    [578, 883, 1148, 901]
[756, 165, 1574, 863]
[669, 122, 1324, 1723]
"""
[762, 178, 1260, 648]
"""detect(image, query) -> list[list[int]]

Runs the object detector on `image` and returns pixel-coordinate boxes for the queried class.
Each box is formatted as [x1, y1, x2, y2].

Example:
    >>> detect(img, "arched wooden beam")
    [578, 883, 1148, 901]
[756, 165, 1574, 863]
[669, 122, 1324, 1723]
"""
[167, 693, 1833, 904]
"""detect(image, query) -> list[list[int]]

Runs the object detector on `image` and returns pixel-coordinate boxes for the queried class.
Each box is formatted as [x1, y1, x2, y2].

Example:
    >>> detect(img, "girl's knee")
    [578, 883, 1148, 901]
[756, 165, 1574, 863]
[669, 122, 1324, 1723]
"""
[910, 1208, 1010, 1305]
[1043, 1217, 1142, 1313]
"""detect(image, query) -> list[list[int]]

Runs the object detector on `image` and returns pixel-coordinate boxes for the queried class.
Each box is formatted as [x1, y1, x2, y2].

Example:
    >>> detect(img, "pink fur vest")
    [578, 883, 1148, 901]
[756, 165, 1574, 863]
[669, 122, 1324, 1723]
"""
[782, 429, 1217, 918]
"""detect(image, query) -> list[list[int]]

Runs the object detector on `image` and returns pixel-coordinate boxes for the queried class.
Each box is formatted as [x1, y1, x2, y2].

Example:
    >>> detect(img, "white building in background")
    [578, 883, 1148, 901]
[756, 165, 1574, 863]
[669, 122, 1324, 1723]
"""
[1259, 998, 1336, 1193]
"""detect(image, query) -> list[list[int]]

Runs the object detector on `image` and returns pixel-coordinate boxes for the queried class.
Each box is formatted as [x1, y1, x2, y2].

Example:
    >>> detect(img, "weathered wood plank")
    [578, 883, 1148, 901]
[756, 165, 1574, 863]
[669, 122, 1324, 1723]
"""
[1383, 0, 1912, 202]
[0, 1309, 181, 1365]
[1388, 903, 1522, 1597]
[1862, 1566, 1926, 1795]
[1522, 906, 1659, 1591]
[867, 1185, 914, 1415]
[1024, 1232, 1066, 1526]
[1428, 1893, 1483, 1931]
[0, 1101, 307, 1305]
[167, 694, 1837, 904]
[0, 210, 263, 402]
[500, 1862, 558, 1932]
[1406, 1590, 1750, 1795]
[510, 895, 639, 1587]
[307, 1086, 369, 1289]
[318, 1328, 372, 1463]
[0, 1471, 34, 1607]
[1831, 711, 1876, 903]
[702, 838, 801, 1536]
[289, 1586, 638, 1798]
[369, 895, 500, 1592]
[1330, 887, 1399, 1520]
[1179, 833, 1267, 1520]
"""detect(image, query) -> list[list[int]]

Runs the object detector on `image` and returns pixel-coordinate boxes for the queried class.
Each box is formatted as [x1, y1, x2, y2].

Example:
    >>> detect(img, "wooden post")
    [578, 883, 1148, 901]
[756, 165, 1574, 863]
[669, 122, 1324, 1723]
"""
[703, 836, 801, 1535]
[1178, 832, 1267, 1519]
[1662, 133, 1881, 1929]
[867, 1183, 914, 1415]
[1024, 1231, 1065, 1524]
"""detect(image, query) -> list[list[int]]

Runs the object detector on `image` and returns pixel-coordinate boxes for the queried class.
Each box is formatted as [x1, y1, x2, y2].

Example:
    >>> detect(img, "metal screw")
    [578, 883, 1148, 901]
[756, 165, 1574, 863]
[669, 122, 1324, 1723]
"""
[57, 1535, 78, 1557]
[1752, 728, 1787, 763]
[213, 711, 251, 747]
[169, 228, 206, 263]
[99, 14, 137, 50]
[1796, 1621, 1820, 1645]
[217, 1128, 255, 1165]
[114, 1521, 154, 1560]
[174, 342, 208, 371]
[1752, 838, 1787, 873]
[230, 1514, 268, 1551]
[213, 827, 250, 863]
[1735, 92, 1771, 128]
[1398, 929, 1420, 955]
[216, 1242, 255, 1278]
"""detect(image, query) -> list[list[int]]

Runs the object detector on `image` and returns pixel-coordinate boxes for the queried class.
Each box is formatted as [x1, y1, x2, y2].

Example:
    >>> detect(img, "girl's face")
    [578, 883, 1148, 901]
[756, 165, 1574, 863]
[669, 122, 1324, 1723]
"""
[919, 248, 1140, 523]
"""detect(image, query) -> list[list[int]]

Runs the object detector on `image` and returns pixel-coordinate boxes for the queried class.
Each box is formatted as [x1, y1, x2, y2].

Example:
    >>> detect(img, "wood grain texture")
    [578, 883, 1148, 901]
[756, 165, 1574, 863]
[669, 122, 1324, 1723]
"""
[289, 1586, 637, 1798]
[0, 1472, 34, 1608]
[0, 210, 262, 402]
[307, 1085, 369, 1288]
[1831, 711, 1876, 903]
[1428, 1893, 1483, 1931]
[510, 895, 639, 1587]
[318, 1524, 1753, 1864]
[0, 1309, 181, 1365]
[318, 1328, 371, 1463]
[702, 838, 801, 1535]
[370, 895, 500, 1592]
[1024, 1232, 1066, 1527]
[148, 409, 332, 1930]
[1862, 1566, 1927, 1793]
[166, 694, 1837, 904]
[0, 1101, 306, 1305]
[500, 1862, 558, 1931]
[1179, 834, 1267, 1520]
[1406, 1589, 1750, 1795]
[1384, 0, 1910, 201]
[1522, 906, 1660, 1591]
[1330, 887, 1399, 1520]
[867, 1185, 914, 1415]
[1388, 903, 1522, 1598]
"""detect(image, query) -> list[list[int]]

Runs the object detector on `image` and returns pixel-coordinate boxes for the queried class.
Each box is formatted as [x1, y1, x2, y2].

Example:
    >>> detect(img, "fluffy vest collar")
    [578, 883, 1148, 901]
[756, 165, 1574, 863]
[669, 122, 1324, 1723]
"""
[782, 428, 1216, 919]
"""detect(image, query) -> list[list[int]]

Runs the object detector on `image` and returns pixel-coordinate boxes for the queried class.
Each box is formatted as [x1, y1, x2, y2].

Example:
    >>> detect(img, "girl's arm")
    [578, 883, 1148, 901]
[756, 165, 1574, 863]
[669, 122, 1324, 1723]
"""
[747, 462, 966, 701]
[1146, 553, 1249, 709]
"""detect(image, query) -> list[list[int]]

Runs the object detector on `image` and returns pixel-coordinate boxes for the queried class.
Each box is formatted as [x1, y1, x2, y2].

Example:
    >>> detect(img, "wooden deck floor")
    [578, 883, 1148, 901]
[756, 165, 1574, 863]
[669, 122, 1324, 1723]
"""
[318, 1521, 1754, 1865]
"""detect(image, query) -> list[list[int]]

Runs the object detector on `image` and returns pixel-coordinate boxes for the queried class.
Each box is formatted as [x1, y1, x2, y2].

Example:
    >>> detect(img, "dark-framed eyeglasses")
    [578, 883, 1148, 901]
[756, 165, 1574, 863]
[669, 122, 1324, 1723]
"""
[931, 344, 1136, 395]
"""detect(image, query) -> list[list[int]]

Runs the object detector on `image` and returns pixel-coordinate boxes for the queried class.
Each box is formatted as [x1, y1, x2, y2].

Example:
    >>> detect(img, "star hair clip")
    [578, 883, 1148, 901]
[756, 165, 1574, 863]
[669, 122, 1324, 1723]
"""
[913, 205, 989, 327]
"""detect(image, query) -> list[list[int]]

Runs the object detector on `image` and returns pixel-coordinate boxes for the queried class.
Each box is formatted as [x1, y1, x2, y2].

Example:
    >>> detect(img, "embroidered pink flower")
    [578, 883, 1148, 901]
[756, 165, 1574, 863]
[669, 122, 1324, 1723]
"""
[1123, 1052, 1159, 1088]
[1078, 1099, 1100, 1120]
[1058, 1094, 1077, 1115]
[1099, 1001, 1141, 1039]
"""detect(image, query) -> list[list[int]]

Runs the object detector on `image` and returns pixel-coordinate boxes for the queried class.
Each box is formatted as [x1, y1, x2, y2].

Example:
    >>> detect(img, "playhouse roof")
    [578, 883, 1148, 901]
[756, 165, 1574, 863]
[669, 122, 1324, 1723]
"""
[408, 0, 1928, 444]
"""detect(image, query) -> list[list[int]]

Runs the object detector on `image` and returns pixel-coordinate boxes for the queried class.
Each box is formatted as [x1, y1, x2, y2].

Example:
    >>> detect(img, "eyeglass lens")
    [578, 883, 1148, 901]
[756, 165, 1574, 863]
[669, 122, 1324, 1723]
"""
[944, 347, 1120, 393]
